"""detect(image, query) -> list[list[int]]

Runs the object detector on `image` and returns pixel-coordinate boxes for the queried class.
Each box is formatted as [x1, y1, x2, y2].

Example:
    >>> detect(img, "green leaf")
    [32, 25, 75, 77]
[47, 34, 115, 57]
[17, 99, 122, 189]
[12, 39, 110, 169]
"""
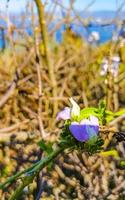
[114, 108, 125, 117]
[120, 160, 125, 166]
[47, 162, 53, 171]
[36, 140, 55, 171]
[99, 100, 106, 110]
[78, 107, 98, 121]
[37, 140, 53, 155]
[84, 136, 104, 155]
[100, 150, 119, 159]
[105, 114, 114, 123]
[98, 100, 106, 125]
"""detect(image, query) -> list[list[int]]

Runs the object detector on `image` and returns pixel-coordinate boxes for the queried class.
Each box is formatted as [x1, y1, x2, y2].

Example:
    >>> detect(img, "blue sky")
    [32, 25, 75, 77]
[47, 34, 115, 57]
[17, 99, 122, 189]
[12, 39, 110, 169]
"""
[0, 0, 125, 13]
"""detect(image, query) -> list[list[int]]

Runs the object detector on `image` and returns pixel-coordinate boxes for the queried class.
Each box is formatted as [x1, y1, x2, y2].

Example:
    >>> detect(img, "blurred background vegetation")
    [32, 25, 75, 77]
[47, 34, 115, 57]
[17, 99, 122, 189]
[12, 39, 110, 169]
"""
[0, 0, 125, 199]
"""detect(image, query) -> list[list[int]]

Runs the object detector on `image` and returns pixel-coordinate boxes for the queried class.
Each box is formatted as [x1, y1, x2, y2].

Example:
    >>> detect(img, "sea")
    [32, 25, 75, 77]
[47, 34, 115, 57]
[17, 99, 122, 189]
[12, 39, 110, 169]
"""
[55, 23, 117, 44]
[0, 22, 119, 49]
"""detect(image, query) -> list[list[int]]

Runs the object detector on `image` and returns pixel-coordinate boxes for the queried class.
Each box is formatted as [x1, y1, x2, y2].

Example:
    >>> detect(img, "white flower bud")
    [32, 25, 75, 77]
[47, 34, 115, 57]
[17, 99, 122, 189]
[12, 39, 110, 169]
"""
[69, 98, 80, 118]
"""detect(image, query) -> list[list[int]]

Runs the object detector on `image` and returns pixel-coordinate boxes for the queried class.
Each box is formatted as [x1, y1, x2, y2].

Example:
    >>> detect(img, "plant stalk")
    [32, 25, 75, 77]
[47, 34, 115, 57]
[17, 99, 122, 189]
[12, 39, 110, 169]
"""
[7, 146, 65, 200]
[34, 0, 58, 117]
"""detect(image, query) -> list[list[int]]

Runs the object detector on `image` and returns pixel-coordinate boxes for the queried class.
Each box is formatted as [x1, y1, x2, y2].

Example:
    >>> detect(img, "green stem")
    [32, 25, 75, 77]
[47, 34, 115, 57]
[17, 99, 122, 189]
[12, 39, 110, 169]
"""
[3, 146, 65, 200]
[0, 159, 42, 189]
[9, 175, 35, 200]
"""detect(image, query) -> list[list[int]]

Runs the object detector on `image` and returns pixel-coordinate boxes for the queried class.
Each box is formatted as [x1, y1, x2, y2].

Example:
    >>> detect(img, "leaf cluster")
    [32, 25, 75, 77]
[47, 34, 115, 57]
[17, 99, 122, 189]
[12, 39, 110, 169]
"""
[78, 100, 125, 125]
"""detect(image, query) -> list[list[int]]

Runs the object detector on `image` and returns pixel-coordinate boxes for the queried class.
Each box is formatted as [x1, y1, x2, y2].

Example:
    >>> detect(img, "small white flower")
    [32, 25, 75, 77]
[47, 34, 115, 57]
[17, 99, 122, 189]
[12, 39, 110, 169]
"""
[112, 56, 120, 63]
[88, 31, 100, 42]
[112, 33, 118, 42]
[100, 56, 120, 77]
[111, 55, 120, 77]
[100, 58, 108, 76]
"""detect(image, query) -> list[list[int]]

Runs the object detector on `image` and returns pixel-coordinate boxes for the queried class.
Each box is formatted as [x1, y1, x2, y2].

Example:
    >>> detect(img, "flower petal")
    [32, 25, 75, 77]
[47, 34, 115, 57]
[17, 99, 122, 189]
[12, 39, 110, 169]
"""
[86, 125, 99, 138]
[69, 124, 89, 142]
[80, 119, 91, 125]
[80, 115, 99, 126]
[69, 123, 99, 142]
[112, 56, 120, 62]
[71, 121, 79, 125]
[69, 97, 80, 118]
[89, 115, 99, 126]
[56, 107, 71, 121]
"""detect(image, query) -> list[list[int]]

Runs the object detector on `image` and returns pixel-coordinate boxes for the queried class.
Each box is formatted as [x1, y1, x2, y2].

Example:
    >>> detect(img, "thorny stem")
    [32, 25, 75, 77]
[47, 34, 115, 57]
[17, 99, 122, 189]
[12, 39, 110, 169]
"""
[34, 0, 58, 117]
[1, 146, 65, 200]
[0, 159, 41, 189]
[1, 129, 125, 199]
[9, 175, 35, 200]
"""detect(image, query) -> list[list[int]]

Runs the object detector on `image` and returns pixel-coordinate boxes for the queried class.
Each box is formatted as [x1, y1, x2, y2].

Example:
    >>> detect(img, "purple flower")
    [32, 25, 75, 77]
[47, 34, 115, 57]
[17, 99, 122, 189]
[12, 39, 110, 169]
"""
[56, 107, 71, 121]
[56, 98, 80, 121]
[69, 115, 99, 142]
